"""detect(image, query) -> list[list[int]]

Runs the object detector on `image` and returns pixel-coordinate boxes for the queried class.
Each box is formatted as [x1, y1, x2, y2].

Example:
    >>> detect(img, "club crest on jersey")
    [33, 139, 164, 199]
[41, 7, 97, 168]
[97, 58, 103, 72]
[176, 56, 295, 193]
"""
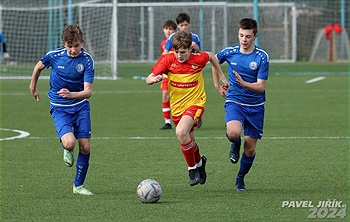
[76, 63, 84, 72]
[249, 61, 258, 70]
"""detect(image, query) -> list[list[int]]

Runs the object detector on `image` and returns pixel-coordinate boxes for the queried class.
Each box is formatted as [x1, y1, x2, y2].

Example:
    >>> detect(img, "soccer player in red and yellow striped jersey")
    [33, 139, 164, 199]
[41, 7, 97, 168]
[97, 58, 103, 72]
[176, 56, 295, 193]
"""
[146, 30, 229, 186]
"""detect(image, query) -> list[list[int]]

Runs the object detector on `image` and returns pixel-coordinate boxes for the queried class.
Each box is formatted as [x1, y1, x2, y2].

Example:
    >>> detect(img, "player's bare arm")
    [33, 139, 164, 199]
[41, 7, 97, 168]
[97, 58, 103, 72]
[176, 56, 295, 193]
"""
[29, 61, 45, 101]
[208, 52, 229, 98]
[57, 82, 93, 99]
[208, 52, 229, 89]
[233, 70, 266, 93]
[146, 73, 163, 85]
[211, 68, 227, 98]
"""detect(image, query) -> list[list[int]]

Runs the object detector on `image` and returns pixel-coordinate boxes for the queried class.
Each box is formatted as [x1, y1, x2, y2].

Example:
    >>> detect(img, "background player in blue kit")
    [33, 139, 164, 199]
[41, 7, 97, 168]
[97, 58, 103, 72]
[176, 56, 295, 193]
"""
[29, 24, 94, 195]
[162, 13, 201, 55]
[212, 18, 269, 192]
[0, 31, 10, 60]
[163, 13, 201, 55]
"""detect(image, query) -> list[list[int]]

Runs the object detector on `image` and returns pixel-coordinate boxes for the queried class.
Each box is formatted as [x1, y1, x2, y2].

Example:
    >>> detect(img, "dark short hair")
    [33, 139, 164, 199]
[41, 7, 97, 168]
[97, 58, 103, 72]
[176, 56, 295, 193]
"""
[172, 30, 192, 50]
[176, 13, 190, 24]
[238, 18, 258, 35]
[162, 20, 177, 30]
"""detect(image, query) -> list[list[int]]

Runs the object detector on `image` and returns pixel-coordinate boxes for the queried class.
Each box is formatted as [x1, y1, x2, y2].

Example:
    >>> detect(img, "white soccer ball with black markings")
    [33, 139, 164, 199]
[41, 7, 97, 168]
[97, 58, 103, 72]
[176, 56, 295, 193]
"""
[136, 179, 162, 203]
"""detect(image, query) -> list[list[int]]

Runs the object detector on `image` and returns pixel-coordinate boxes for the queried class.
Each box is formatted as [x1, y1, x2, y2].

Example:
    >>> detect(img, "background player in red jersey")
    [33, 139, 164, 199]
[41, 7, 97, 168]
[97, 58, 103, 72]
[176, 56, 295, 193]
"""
[158, 20, 177, 130]
[146, 31, 229, 186]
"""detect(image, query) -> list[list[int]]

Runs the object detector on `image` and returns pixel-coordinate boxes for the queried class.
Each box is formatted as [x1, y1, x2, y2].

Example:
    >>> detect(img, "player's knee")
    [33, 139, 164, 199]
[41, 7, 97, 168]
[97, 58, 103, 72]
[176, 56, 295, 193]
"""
[62, 140, 76, 150]
[175, 128, 188, 142]
[243, 138, 257, 157]
[226, 131, 240, 142]
[78, 140, 91, 154]
[244, 148, 256, 157]
[79, 146, 90, 154]
[61, 133, 76, 150]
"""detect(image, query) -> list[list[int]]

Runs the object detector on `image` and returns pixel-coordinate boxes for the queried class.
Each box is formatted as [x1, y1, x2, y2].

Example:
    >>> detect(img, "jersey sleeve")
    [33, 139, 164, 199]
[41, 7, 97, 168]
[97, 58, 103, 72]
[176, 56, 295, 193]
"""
[193, 35, 201, 51]
[84, 56, 95, 84]
[216, 48, 227, 64]
[200, 52, 210, 64]
[40, 53, 52, 68]
[0, 33, 5, 43]
[256, 48, 269, 80]
[151, 55, 169, 75]
[164, 33, 175, 51]
[257, 59, 269, 80]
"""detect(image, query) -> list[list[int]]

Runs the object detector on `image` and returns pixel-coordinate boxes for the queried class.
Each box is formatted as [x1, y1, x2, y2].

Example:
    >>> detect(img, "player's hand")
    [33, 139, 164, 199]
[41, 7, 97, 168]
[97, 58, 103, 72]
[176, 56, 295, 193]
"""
[233, 70, 246, 87]
[154, 74, 163, 83]
[217, 87, 227, 98]
[146, 73, 163, 85]
[30, 88, 40, 101]
[221, 79, 230, 90]
[57, 88, 71, 98]
[3, 52, 10, 59]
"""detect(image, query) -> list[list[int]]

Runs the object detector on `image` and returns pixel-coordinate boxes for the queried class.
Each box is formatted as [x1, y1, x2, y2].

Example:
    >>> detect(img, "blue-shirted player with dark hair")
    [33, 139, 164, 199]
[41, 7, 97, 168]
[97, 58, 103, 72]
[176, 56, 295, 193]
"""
[212, 18, 269, 192]
[29, 24, 94, 195]
[162, 13, 201, 55]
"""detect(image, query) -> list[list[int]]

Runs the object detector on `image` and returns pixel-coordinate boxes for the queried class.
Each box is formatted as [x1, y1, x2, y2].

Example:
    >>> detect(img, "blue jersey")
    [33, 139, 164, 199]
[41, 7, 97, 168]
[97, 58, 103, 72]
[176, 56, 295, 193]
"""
[0, 32, 5, 54]
[0, 32, 5, 44]
[217, 45, 269, 106]
[164, 31, 201, 53]
[41, 48, 94, 105]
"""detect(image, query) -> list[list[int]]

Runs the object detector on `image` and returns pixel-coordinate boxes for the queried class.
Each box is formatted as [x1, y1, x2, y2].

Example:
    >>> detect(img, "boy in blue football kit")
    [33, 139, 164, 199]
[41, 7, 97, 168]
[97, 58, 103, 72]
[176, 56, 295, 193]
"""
[162, 13, 201, 55]
[212, 18, 269, 191]
[29, 24, 94, 195]
[0, 32, 10, 60]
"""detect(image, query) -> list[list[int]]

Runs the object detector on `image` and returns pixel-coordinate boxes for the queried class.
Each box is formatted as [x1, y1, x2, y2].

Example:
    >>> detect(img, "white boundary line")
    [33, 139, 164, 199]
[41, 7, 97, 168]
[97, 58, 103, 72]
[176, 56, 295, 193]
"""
[1, 88, 348, 97]
[1, 129, 348, 141]
[21, 136, 350, 140]
[305, 76, 326, 84]
[0, 128, 30, 141]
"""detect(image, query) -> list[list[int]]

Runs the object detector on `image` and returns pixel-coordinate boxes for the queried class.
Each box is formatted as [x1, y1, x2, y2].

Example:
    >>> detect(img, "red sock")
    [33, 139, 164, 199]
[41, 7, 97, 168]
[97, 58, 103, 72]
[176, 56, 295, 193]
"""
[194, 142, 201, 163]
[180, 140, 196, 168]
[162, 102, 171, 120]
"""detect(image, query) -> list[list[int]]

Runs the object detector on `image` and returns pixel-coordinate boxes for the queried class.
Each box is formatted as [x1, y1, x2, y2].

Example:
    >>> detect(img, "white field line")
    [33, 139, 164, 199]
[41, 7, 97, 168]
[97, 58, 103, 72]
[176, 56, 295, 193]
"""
[305, 76, 326, 84]
[1, 127, 348, 142]
[21, 136, 350, 140]
[0, 128, 30, 141]
[1, 88, 349, 96]
[0, 90, 159, 96]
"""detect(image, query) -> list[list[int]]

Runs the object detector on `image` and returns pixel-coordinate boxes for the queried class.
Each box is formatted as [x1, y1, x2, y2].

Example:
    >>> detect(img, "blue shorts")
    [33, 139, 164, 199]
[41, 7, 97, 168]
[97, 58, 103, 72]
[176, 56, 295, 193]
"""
[50, 100, 91, 140]
[225, 102, 265, 139]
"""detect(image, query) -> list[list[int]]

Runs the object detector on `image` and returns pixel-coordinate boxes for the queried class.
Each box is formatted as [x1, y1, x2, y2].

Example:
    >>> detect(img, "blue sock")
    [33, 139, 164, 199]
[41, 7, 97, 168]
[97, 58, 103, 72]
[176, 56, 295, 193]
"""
[74, 152, 90, 187]
[237, 152, 255, 179]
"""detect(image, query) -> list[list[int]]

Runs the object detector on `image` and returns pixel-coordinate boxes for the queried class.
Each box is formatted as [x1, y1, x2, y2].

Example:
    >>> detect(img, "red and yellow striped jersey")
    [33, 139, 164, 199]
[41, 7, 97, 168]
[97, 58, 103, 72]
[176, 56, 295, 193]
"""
[151, 52, 210, 116]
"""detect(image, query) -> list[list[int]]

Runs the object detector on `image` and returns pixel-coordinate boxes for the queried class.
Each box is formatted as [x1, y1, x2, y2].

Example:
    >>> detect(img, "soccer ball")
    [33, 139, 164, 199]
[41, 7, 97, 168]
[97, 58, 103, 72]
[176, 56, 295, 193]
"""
[136, 179, 162, 203]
